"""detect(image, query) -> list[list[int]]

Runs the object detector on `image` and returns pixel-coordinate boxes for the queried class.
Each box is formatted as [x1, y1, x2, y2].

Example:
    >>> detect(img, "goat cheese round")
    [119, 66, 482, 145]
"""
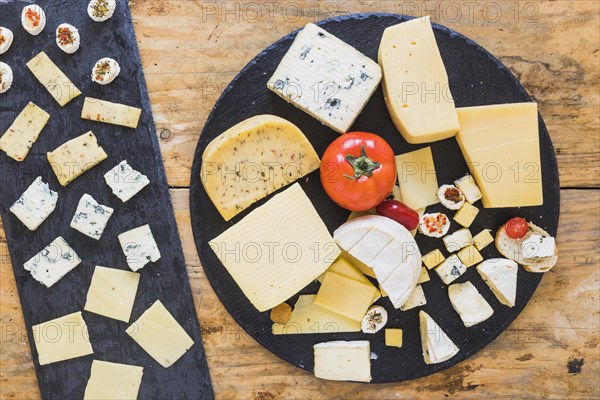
[361, 306, 388, 334]
[0, 27, 14, 55]
[0, 62, 13, 94]
[21, 5, 46, 36]
[91, 58, 120, 85]
[56, 24, 80, 54]
[88, 0, 117, 22]
[437, 184, 465, 210]
[419, 212, 451, 238]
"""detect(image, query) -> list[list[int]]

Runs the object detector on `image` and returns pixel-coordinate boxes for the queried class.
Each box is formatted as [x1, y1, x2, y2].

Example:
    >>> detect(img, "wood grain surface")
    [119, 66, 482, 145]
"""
[1, 1, 599, 399]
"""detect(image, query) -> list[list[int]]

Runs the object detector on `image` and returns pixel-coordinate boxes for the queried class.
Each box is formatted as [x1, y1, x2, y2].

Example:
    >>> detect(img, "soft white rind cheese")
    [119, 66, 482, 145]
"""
[21, 5, 46, 36]
[267, 23, 382, 133]
[84, 360, 143, 400]
[118, 224, 161, 271]
[56, 23, 80, 54]
[70, 194, 114, 240]
[313, 341, 371, 382]
[88, 0, 117, 22]
[419, 311, 459, 364]
[0, 27, 14, 54]
[1, 102, 50, 161]
[104, 160, 150, 202]
[91, 58, 120, 85]
[448, 281, 494, 327]
[477, 258, 518, 307]
[0, 62, 13, 94]
[24, 237, 82, 287]
[10, 177, 58, 231]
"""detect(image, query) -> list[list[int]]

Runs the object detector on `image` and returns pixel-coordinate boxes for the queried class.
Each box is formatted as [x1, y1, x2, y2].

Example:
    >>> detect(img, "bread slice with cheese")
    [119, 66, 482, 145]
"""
[495, 222, 558, 273]
[419, 311, 459, 364]
[476, 259, 518, 307]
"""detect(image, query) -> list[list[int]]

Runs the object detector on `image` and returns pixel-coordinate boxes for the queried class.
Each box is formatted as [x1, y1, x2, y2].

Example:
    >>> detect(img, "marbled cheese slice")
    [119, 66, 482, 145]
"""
[81, 97, 142, 128]
[70, 193, 114, 240]
[24, 237, 82, 287]
[118, 224, 161, 271]
[84, 360, 143, 400]
[104, 160, 149, 202]
[26, 52, 81, 106]
[1, 102, 50, 161]
[47, 131, 107, 186]
[10, 176, 58, 231]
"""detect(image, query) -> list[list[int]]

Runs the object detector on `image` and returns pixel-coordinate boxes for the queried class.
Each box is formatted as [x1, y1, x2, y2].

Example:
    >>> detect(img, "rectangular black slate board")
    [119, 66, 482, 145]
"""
[0, 1, 214, 399]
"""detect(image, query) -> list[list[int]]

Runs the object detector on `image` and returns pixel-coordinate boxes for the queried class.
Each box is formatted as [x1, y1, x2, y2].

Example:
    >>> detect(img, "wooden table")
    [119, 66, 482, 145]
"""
[1, 1, 599, 398]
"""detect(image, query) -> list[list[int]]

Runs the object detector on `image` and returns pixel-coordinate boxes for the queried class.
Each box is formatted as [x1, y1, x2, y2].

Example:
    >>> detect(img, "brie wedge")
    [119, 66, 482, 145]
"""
[477, 258, 518, 307]
[419, 311, 459, 364]
[448, 281, 494, 327]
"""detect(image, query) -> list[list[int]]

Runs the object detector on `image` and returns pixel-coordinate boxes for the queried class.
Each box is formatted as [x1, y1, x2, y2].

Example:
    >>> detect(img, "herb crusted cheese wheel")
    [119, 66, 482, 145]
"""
[201, 114, 320, 221]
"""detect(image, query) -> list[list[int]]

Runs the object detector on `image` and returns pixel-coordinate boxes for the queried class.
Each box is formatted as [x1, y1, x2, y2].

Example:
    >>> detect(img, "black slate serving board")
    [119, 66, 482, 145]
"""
[0, 1, 213, 398]
[190, 13, 560, 383]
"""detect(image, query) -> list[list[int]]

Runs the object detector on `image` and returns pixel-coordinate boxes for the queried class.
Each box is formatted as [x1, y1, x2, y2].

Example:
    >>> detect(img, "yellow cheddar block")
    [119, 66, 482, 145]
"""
[422, 249, 445, 270]
[395, 147, 439, 211]
[456, 245, 483, 268]
[417, 266, 430, 284]
[385, 328, 403, 348]
[473, 229, 494, 251]
[314, 271, 377, 321]
[453, 202, 479, 228]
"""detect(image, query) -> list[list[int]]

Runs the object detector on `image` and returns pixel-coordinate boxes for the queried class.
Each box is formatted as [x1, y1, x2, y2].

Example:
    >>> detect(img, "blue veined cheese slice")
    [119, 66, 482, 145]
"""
[10, 176, 58, 231]
[104, 160, 150, 202]
[419, 310, 459, 364]
[0, 102, 50, 161]
[70, 194, 114, 240]
[24, 237, 82, 287]
[118, 224, 161, 271]
[267, 23, 382, 133]
[434, 254, 467, 285]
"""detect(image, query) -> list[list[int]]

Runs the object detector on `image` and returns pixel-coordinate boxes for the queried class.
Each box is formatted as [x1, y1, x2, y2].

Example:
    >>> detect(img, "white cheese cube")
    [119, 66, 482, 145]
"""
[118, 224, 161, 271]
[454, 174, 482, 204]
[70, 194, 114, 240]
[522, 234, 555, 260]
[10, 177, 58, 231]
[400, 284, 427, 311]
[442, 228, 473, 253]
[434, 254, 466, 285]
[267, 23, 382, 133]
[24, 237, 81, 287]
[104, 160, 149, 202]
[313, 340, 371, 382]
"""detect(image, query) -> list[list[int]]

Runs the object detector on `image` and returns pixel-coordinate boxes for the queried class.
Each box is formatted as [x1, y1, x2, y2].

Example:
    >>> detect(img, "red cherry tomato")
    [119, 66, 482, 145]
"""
[376, 200, 419, 231]
[320, 132, 396, 212]
[505, 217, 529, 239]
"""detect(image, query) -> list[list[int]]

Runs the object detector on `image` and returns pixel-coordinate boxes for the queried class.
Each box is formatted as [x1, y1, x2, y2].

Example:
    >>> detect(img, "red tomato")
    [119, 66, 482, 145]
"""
[376, 200, 419, 231]
[505, 217, 529, 239]
[320, 132, 396, 212]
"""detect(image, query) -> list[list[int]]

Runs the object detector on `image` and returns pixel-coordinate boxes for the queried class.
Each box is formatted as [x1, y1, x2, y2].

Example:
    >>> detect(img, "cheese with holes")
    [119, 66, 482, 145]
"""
[26, 52, 81, 106]
[313, 341, 371, 382]
[419, 311, 459, 364]
[104, 160, 149, 202]
[201, 115, 319, 221]
[477, 258, 517, 307]
[32, 311, 94, 365]
[84, 360, 143, 400]
[118, 224, 161, 271]
[85, 266, 140, 322]
[314, 271, 377, 321]
[267, 23, 382, 133]
[1, 102, 49, 161]
[456, 103, 543, 208]
[81, 97, 142, 128]
[379, 17, 459, 144]
[10, 177, 58, 231]
[70, 194, 114, 240]
[395, 147, 439, 210]
[47, 131, 107, 186]
[448, 281, 493, 327]
[210, 183, 339, 311]
[24, 237, 81, 287]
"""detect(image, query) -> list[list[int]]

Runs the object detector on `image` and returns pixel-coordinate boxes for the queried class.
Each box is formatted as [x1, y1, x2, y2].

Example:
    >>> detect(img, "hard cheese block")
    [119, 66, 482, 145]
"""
[314, 271, 377, 321]
[456, 103, 543, 208]
[0, 102, 50, 161]
[84, 360, 144, 400]
[24, 237, 81, 288]
[319, 257, 381, 303]
[395, 147, 439, 210]
[267, 23, 382, 133]
[201, 115, 320, 221]
[103, 160, 150, 202]
[118, 224, 161, 271]
[26, 52, 81, 106]
[379, 16, 460, 144]
[419, 311, 459, 364]
[10, 176, 58, 231]
[70, 194, 114, 240]
[32, 311, 94, 365]
[81, 97, 142, 129]
[210, 183, 340, 312]
[313, 341, 371, 382]
[85, 266, 140, 322]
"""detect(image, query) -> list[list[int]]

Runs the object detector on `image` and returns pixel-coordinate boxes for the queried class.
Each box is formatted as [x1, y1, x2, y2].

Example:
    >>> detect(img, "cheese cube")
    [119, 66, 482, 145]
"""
[26, 52, 81, 106]
[85, 266, 140, 322]
[434, 255, 466, 285]
[70, 194, 114, 240]
[118, 224, 161, 271]
[443, 228, 473, 253]
[32, 311, 94, 365]
[314, 271, 377, 321]
[24, 237, 81, 287]
[313, 341, 371, 382]
[10, 177, 58, 231]
[81, 97, 142, 129]
[422, 249, 445, 269]
[417, 266, 430, 283]
[454, 174, 482, 204]
[400, 284, 426, 311]
[104, 160, 150, 202]
[453, 202, 479, 228]
[84, 360, 143, 400]
[0, 102, 49, 161]
[379, 17, 460, 144]
[395, 147, 439, 210]
[473, 229, 494, 251]
[456, 245, 483, 268]
[522, 234, 556, 260]
[385, 329, 403, 348]
[267, 23, 382, 133]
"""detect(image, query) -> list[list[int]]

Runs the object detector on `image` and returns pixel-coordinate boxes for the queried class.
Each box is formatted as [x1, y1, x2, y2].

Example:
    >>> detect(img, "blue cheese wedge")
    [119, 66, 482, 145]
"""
[26, 52, 81, 106]
[1, 102, 50, 161]
[267, 23, 382, 133]
[313, 341, 371, 382]
[104, 160, 149, 202]
[419, 311, 459, 364]
[434, 254, 467, 285]
[118, 224, 161, 271]
[0, 61, 13, 94]
[24, 237, 82, 287]
[10, 177, 58, 231]
[70, 194, 114, 240]
[81, 97, 142, 129]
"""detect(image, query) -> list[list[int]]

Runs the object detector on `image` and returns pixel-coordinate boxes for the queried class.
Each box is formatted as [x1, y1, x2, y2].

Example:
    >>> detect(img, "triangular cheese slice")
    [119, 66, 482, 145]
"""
[419, 311, 459, 364]
[476, 258, 518, 307]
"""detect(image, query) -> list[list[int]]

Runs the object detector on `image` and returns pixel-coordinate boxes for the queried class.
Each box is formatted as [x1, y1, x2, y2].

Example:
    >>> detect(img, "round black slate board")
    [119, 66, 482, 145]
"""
[190, 13, 560, 383]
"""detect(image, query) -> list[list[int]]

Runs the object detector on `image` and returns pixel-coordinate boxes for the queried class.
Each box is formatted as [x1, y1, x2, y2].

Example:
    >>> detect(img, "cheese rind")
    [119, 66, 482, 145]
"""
[267, 23, 382, 133]
[1, 102, 50, 161]
[118, 224, 161, 271]
[477, 258, 518, 307]
[26, 52, 81, 106]
[70, 194, 114, 240]
[84, 360, 143, 400]
[85, 266, 140, 322]
[379, 17, 460, 144]
[395, 147, 439, 210]
[81, 97, 142, 128]
[32, 311, 93, 365]
[24, 237, 81, 287]
[10, 177, 58, 231]
[448, 281, 494, 327]
[419, 311, 459, 364]
[313, 341, 371, 382]
[104, 160, 149, 202]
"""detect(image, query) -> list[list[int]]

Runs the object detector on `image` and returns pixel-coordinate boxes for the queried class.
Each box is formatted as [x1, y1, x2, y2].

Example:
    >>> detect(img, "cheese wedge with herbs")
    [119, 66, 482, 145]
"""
[26, 52, 81, 106]
[81, 97, 142, 129]
[201, 115, 319, 221]
[1, 102, 50, 161]
[47, 132, 107, 186]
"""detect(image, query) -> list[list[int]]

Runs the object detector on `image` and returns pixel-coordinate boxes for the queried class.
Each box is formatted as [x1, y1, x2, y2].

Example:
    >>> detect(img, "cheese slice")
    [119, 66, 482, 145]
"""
[26, 52, 81, 106]
[395, 147, 439, 210]
[1, 102, 50, 161]
[448, 281, 494, 327]
[317, 257, 381, 303]
[103, 160, 149, 202]
[201, 115, 320, 221]
[210, 183, 339, 312]
[81, 97, 142, 129]
[32, 311, 94, 365]
[10, 176, 58, 231]
[47, 131, 107, 186]
[456, 103, 543, 208]
[313, 341, 371, 382]
[70, 194, 114, 240]
[85, 266, 140, 322]
[118, 224, 161, 271]
[379, 17, 460, 144]
[126, 300, 194, 368]
[273, 295, 360, 334]
[24, 237, 81, 287]
[84, 360, 143, 400]
[476, 258, 518, 307]
[419, 311, 459, 364]
[400, 284, 426, 311]
[314, 271, 377, 321]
